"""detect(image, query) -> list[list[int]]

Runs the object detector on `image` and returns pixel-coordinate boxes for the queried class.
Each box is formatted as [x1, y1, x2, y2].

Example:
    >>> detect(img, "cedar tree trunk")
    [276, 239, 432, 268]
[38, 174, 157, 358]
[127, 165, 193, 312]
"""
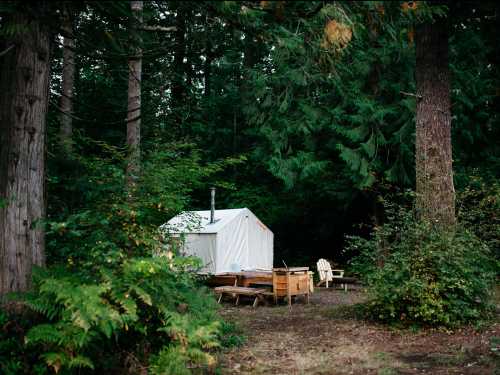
[0, 8, 51, 295]
[126, 1, 143, 191]
[59, 5, 75, 154]
[415, 19, 455, 228]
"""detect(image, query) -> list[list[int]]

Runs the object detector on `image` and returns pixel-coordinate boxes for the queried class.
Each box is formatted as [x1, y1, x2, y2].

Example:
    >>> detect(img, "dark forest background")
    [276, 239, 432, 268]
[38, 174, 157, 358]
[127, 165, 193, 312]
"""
[46, 1, 498, 267]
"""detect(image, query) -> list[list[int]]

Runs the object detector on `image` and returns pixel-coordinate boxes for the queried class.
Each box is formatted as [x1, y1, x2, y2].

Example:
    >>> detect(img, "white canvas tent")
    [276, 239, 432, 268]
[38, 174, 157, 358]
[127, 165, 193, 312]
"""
[160, 208, 273, 274]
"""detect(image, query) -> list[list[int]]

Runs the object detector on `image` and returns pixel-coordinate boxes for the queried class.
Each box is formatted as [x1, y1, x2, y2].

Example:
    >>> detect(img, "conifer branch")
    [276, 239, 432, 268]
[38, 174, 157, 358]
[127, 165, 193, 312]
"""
[0, 44, 15, 57]
[141, 25, 177, 32]
[400, 91, 423, 99]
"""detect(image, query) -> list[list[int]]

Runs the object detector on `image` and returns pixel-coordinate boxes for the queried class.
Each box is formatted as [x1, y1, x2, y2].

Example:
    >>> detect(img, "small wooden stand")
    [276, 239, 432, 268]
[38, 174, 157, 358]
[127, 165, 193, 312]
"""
[272, 267, 310, 306]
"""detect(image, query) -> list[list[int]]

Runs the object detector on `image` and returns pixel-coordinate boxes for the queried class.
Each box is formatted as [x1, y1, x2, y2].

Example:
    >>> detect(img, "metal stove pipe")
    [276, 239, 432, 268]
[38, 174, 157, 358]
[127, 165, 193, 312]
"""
[210, 187, 216, 224]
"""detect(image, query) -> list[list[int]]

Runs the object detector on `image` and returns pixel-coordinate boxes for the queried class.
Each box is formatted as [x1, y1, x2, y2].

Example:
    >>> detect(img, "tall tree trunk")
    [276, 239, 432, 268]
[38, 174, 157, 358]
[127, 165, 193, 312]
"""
[126, 1, 143, 192]
[0, 6, 51, 295]
[204, 16, 212, 98]
[415, 18, 455, 227]
[59, 5, 76, 154]
[204, 51, 212, 97]
[242, 33, 258, 101]
[171, 4, 186, 128]
[236, 31, 260, 153]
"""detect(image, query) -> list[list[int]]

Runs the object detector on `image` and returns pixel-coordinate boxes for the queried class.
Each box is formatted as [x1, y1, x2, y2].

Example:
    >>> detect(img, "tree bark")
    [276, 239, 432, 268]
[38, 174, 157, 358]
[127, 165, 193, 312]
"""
[0, 6, 51, 295]
[59, 5, 76, 154]
[415, 18, 455, 228]
[126, 1, 143, 192]
[171, 4, 186, 125]
[204, 50, 212, 98]
[204, 16, 212, 98]
[236, 31, 260, 153]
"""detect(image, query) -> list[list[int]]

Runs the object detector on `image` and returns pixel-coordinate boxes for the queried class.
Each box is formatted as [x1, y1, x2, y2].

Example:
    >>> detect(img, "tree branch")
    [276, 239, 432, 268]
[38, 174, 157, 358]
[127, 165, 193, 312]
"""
[0, 45, 15, 57]
[400, 91, 423, 99]
[141, 25, 177, 32]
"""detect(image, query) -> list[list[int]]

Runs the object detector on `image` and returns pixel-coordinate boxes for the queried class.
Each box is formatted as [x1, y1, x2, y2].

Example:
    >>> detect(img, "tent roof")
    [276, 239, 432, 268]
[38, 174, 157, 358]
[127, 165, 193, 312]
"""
[162, 208, 249, 234]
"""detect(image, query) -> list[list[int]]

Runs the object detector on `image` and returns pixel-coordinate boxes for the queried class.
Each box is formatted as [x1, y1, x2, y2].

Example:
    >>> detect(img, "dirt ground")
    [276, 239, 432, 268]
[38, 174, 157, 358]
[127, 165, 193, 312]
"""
[218, 287, 500, 375]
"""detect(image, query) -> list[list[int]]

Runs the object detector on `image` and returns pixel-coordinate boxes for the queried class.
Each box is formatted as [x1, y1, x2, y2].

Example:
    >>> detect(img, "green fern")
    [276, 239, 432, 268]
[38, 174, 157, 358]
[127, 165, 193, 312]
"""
[22, 256, 223, 374]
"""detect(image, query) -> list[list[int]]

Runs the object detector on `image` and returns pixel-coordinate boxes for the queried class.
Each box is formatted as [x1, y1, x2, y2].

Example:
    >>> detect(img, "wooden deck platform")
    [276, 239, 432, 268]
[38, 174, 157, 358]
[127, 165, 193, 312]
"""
[212, 271, 273, 288]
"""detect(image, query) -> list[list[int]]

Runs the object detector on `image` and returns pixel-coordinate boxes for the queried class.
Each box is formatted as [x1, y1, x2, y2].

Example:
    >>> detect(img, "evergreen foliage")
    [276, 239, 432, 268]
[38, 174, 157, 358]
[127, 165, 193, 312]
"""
[241, 2, 418, 193]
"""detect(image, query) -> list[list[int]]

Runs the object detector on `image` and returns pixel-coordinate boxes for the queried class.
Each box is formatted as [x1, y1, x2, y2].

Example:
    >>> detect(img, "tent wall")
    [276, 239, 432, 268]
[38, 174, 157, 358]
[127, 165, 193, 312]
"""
[216, 211, 248, 273]
[181, 233, 217, 274]
[246, 210, 274, 270]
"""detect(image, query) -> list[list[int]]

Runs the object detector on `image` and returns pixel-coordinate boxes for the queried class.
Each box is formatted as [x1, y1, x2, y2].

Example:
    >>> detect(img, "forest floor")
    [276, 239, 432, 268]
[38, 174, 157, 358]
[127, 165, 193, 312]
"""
[218, 287, 500, 375]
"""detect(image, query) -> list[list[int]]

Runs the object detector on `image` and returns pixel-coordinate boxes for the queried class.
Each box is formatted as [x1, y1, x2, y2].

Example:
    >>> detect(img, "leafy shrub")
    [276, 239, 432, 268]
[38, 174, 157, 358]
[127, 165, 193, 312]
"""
[456, 175, 500, 263]
[347, 202, 497, 327]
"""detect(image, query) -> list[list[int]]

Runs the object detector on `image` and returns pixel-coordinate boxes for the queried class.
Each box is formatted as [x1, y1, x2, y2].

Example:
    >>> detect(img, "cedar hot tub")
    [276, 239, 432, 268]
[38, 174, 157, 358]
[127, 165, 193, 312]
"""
[272, 267, 310, 306]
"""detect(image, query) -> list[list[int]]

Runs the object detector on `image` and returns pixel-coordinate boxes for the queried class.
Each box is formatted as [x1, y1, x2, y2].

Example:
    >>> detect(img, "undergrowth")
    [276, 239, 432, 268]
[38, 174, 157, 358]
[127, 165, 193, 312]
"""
[1, 257, 224, 375]
[347, 192, 497, 328]
[1, 142, 243, 374]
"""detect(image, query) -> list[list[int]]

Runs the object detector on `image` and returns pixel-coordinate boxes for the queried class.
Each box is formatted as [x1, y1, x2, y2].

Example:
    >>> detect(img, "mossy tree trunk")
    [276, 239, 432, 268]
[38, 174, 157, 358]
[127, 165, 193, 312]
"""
[415, 18, 455, 228]
[0, 5, 51, 295]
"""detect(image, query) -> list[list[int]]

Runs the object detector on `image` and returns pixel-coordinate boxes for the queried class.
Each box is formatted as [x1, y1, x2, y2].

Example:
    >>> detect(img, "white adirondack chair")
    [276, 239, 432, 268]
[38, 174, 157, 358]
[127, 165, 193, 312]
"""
[316, 258, 347, 291]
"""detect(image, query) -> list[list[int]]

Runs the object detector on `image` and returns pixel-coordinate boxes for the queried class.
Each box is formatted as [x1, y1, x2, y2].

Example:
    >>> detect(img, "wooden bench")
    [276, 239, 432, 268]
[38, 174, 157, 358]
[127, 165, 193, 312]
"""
[214, 286, 267, 308]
